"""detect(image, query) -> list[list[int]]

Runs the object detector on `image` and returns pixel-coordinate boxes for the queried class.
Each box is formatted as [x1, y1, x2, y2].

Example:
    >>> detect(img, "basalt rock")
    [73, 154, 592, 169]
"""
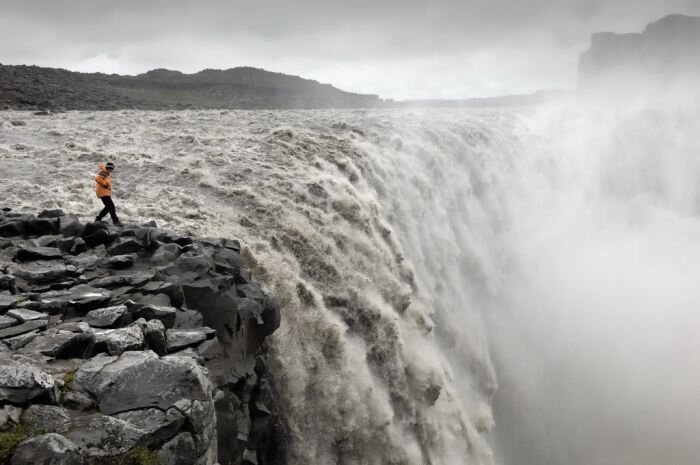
[9, 433, 84, 465]
[0, 209, 281, 465]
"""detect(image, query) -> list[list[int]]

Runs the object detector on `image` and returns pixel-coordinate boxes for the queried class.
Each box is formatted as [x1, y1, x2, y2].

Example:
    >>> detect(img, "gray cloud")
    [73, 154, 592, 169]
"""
[2, 0, 699, 98]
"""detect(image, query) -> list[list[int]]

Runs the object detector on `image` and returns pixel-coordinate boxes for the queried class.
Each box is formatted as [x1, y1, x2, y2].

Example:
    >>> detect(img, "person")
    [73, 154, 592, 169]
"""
[94, 162, 121, 225]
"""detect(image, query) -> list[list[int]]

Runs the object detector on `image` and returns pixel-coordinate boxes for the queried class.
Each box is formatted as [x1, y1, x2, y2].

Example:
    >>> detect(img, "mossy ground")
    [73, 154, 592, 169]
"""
[85, 448, 160, 465]
[0, 425, 30, 461]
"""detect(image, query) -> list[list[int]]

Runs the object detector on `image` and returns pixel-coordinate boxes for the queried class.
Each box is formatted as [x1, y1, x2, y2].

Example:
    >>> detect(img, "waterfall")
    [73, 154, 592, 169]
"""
[2, 104, 699, 464]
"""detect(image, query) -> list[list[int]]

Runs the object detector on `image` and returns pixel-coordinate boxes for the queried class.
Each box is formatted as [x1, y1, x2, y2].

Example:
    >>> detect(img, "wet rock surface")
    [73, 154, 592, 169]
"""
[0, 208, 281, 465]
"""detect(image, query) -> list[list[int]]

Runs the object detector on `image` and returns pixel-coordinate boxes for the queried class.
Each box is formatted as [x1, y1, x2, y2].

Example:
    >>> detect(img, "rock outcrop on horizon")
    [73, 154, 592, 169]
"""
[0, 65, 382, 111]
[0, 208, 283, 465]
[578, 14, 700, 90]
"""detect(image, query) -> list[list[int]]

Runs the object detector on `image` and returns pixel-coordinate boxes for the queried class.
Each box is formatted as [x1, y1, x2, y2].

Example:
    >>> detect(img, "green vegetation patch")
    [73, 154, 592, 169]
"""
[0, 425, 31, 461]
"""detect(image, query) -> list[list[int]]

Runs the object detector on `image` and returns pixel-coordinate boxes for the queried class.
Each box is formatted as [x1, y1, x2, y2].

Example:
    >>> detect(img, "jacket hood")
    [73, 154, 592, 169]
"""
[98, 163, 109, 175]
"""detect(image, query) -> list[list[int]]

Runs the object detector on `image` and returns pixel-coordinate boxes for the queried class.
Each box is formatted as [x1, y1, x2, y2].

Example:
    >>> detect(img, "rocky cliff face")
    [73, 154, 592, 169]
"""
[0, 65, 381, 111]
[0, 208, 282, 465]
[578, 14, 700, 90]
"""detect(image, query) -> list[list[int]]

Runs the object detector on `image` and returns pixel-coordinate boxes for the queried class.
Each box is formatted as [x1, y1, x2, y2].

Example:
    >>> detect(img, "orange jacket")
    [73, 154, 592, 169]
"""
[95, 164, 112, 198]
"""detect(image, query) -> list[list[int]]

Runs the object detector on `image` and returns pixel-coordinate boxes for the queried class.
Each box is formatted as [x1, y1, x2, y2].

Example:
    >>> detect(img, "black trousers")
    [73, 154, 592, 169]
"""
[96, 196, 120, 223]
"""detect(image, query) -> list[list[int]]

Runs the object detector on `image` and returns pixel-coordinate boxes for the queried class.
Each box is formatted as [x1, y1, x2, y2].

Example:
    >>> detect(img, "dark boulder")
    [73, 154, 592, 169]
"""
[107, 238, 142, 256]
[7, 261, 71, 283]
[59, 215, 84, 238]
[0, 355, 55, 403]
[151, 243, 181, 263]
[213, 247, 244, 274]
[0, 315, 18, 329]
[175, 253, 215, 277]
[139, 319, 167, 355]
[26, 218, 59, 236]
[15, 246, 63, 262]
[77, 350, 213, 415]
[18, 330, 95, 358]
[115, 407, 186, 446]
[0, 294, 22, 311]
[69, 238, 88, 255]
[38, 209, 65, 219]
[81, 229, 110, 248]
[85, 304, 127, 328]
[9, 433, 84, 465]
[165, 328, 215, 353]
[159, 432, 198, 465]
[0, 273, 17, 291]
[93, 323, 144, 356]
[0, 221, 27, 237]
[136, 304, 177, 328]
[173, 309, 204, 329]
[0, 319, 48, 339]
[6, 308, 49, 323]
[67, 285, 113, 312]
[102, 253, 135, 269]
[34, 234, 63, 247]
[141, 280, 184, 307]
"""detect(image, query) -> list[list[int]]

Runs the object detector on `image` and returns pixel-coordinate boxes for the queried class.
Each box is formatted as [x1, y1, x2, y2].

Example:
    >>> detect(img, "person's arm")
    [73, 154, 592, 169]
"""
[96, 173, 110, 188]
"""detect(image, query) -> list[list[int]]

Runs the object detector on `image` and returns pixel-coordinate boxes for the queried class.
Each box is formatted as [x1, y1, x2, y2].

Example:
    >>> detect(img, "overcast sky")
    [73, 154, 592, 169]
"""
[2, 0, 699, 99]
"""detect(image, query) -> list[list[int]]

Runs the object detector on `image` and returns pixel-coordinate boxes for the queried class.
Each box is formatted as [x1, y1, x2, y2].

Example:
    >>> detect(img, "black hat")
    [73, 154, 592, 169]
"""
[105, 162, 115, 170]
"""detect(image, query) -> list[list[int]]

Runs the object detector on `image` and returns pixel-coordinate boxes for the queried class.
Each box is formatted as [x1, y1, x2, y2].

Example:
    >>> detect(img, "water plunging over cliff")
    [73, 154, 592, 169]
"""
[1, 104, 699, 464]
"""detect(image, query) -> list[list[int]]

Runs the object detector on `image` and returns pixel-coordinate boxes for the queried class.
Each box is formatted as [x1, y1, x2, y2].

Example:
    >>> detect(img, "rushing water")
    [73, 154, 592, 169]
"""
[1, 104, 699, 465]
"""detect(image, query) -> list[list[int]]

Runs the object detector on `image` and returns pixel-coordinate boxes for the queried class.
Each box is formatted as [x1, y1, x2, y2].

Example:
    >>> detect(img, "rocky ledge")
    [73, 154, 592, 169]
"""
[0, 208, 281, 465]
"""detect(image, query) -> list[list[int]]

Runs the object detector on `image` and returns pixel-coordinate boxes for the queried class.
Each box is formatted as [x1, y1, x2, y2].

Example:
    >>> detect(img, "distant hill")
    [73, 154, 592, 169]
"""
[398, 90, 568, 108]
[578, 14, 700, 89]
[0, 64, 382, 110]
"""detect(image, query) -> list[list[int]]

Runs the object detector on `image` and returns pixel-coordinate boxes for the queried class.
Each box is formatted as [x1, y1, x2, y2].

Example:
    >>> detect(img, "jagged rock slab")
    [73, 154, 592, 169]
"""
[2, 330, 40, 351]
[93, 324, 144, 355]
[6, 308, 49, 322]
[159, 432, 199, 465]
[85, 304, 127, 328]
[136, 304, 177, 328]
[114, 408, 186, 445]
[6, 261, 72, 283]
[0, 315, 18, 329]
[0, 355, 55, 403]
[0, 274, 17, 291]
[33, 235, 63, 247]
[81, 351, 213, 415]
[38, 209, 65, 219]
[21, 404, 73, 433]
[15, 246, 63, 262]
[0, 319, 48, 339]
[151, 243, 182, 263]
[141, 280, 184, 307]
[65, 413, 147, 456]
[9, 433, 84, 465]
[0, 405, 22, 430]
[67, 285, 113, 312]
[61, 389, 97, 411]
[0, 294, 23, 311]
[173, 308, 204, 329]
[139, 319, 167, 356]
[102, 253, 136, 269]
[90, 271, 154, 288]
[107, 238, 142, 256]
[166, 328, 216, 353]
[17, 330, 95, 358]
[59, 215, 84, 237]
